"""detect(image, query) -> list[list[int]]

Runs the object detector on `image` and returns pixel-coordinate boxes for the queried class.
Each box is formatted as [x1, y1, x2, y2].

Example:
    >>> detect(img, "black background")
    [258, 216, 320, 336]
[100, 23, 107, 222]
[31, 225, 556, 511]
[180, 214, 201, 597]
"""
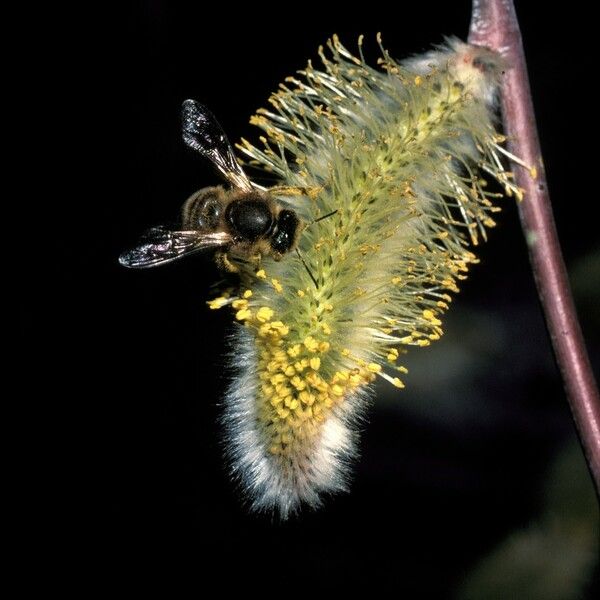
[59, 1, 599, 595]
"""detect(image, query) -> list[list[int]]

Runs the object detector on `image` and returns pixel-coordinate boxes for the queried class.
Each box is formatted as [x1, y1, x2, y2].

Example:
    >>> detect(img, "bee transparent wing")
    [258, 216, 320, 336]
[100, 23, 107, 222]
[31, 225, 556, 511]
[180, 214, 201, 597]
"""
[119, 226, 231, 268]
[182, 99, 253, 192]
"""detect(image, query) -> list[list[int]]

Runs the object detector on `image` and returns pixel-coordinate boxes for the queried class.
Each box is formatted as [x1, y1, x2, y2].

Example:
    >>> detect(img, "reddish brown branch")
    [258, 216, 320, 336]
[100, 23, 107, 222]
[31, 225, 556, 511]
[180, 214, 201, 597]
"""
[469, 0, 600, 495]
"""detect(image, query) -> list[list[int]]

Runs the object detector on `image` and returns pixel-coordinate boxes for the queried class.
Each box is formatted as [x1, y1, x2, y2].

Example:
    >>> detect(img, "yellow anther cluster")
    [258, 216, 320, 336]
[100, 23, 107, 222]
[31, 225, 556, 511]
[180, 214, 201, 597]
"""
[256, 306, 274, 323]
[229, 299, 378, 456]
[422, 309, 442, 327]
[387, 348, 399, 362]
[207, 295, 231, 310]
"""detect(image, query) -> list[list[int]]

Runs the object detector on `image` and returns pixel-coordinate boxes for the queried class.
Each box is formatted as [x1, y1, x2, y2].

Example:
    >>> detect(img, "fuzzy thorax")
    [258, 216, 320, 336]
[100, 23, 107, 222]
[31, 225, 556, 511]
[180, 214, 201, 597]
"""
[211, 37, 520, 518]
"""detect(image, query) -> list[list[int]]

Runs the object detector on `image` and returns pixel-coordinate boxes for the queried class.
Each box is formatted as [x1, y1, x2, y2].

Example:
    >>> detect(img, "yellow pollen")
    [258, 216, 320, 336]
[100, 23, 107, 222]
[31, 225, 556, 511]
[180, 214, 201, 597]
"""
[287, 344, 301, 358]
[307, 373, 328, 392]
[256, 306, 275, 323]
[331, 384, 344, 397]
[236, 308, 252, 321]
[318, 341, 331, 352]
[256, 269, 267, 279]
[291, 376, 306, 391]
[266, 361, 279, 373]
[271, 278, 283, 293]
[304, 336, 319, 352]
[297, 289, 305, 297]
[349, 373, 362, 385]
[207, 296, 229, 310]
[392, 277, 402, 285]
[243, 290, 253, 299]
[367, 363, 382, 373]
[231, 299, 248, 310]
[299, 391, 314, 405]
[309, 357, 321, 370]
[275, 383, 289, 396]
[392, 377, 405, 388]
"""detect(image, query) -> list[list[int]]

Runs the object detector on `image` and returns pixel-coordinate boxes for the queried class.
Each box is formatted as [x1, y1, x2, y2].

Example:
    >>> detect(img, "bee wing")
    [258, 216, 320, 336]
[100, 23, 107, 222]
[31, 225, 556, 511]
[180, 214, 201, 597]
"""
[119, 226, 231, 269]
[181, 99, 253, 192]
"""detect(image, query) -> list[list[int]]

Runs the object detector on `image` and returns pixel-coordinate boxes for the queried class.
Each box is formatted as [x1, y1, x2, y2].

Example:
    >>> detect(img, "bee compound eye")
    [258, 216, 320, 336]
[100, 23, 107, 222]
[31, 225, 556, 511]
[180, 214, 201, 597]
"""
[226, 199, 274, 241]
[271, 209, 300, 254]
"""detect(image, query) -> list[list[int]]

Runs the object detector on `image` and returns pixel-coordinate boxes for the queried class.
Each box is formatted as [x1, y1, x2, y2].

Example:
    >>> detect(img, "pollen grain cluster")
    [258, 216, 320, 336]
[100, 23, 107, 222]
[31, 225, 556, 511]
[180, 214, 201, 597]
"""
[229, 294, 377, 455]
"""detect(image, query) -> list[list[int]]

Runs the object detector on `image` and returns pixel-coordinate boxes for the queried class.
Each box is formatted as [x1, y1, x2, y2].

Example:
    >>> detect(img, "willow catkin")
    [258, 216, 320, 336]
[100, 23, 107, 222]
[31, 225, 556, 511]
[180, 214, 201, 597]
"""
[208, 36, 524, 518]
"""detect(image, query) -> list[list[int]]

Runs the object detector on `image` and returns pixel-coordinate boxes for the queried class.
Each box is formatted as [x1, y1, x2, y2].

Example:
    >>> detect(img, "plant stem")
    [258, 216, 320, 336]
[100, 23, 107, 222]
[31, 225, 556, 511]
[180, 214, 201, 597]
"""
[468, 0, 600, 495]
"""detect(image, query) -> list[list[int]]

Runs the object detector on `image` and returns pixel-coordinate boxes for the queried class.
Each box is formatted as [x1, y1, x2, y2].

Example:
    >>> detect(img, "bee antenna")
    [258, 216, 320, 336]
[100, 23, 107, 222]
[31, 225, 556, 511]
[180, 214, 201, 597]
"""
[295, 210, 336, 288]
[295, 248, 319, 289]
[311, 209, 338, 225]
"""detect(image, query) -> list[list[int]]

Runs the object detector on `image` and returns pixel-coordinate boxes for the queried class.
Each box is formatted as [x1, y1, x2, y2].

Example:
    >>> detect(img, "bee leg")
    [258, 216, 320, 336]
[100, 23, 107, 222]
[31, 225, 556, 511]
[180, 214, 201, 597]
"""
[248, 252, 263, 268]
[216, 251, 240, 273]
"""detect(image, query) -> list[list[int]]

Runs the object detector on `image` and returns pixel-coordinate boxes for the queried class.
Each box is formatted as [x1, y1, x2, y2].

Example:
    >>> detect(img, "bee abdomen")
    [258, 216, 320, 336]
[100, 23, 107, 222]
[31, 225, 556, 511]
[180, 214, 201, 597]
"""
[181, 186, 223, 231]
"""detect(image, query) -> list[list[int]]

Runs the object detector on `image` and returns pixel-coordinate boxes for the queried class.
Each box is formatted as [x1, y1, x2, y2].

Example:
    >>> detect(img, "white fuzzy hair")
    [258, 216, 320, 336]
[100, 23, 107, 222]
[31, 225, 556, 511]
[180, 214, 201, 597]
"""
[222, 327, 371, 519]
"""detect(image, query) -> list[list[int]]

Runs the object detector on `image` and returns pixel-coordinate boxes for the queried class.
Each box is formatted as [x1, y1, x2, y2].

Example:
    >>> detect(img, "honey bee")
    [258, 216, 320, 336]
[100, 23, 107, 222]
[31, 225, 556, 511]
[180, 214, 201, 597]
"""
[119, 99, 302, 270]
